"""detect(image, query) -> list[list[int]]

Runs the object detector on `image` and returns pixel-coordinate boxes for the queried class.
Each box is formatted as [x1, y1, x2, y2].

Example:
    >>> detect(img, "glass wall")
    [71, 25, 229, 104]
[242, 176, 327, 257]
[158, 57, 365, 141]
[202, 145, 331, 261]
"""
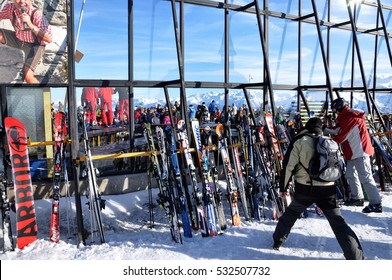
[1, 0, 391, 183]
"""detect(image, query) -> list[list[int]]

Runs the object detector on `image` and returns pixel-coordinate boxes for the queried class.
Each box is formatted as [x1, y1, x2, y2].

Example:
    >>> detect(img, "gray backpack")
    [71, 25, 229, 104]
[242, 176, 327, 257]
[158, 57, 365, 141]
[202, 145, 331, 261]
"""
[306, 134, 345, 182]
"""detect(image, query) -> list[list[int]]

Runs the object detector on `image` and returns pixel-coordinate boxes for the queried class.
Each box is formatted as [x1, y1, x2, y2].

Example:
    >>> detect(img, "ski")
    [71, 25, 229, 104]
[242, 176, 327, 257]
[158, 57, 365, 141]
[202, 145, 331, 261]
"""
[143, 123, 182, 243]
[0, 125, 15, 252]
[216, 123, 241, 226]
[242, 117, 263, 221]
[78, 107, 105, 244]
[155, 125, 182, 243]
[264, 113, 286, 219]
[4, 117, 37, 249]
[201, 126, 227, 231]
[50, 111, 67, 242]
[164, 125, 193, 238]
[191, 120, 219, 236]
[177, 120, 209, 237]
[226, 124, 250, 221]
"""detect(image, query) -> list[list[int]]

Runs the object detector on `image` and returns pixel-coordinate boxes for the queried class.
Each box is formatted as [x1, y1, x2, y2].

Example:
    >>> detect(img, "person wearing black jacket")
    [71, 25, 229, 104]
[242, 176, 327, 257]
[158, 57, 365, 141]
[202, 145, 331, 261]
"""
[272, 117, 364, 260]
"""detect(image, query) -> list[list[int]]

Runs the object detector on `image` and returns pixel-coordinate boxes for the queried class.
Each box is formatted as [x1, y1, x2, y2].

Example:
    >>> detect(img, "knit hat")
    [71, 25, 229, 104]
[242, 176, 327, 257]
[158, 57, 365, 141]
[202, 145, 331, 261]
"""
[305, 117, 323, 134]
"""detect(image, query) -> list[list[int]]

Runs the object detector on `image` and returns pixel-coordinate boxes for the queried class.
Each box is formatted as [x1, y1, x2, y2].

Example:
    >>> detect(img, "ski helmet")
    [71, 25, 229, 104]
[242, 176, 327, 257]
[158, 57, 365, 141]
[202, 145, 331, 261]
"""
[331, 98, 347, 112]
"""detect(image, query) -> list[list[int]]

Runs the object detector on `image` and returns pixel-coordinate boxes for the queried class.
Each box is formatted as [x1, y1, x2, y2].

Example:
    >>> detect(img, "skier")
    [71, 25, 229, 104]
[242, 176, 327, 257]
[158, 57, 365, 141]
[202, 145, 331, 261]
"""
[208, 100, 217, 122]
[114, 87, 130, 124]
[98, 87, 115, 126]
[272, 117, 364, 260]
[188, 104, 196, 120]
[325, 98, 382, 213]
[81, 87, 99, 126]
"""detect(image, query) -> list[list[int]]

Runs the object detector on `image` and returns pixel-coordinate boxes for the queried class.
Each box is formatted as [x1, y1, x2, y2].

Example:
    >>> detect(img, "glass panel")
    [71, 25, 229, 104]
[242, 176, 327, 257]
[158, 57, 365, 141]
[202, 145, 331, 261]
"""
[273, 89, 297, 113]
[74, 0, 128, 79]
[330, 0, 350, 22]
[300, 0, 315, 16]
[0, 0, 68, 84]
[6, 87, 69, 181]
[228, 1, 257, 6]
[269, 18, 298, 85]
[313, 0, 329, 21]
[184, 4, 224, 82]
[385, 9, 392, 36]
[133, 0, 179, 81]
[329, 28, 353, 86]
[375, 92, 392, 113]
[230, 10, 263, 83]
[269, 0, 299, 16]
[358, 34, 376, 86]
[355, 4, 378, 30]
[375, 38, 392, 87]
[300, 22, 328, 85]
[75, 86, 135, 176]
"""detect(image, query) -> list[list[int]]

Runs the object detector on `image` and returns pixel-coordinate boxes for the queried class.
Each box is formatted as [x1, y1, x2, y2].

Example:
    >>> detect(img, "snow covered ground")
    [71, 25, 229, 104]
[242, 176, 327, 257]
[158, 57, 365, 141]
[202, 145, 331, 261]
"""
[1, 181, 392, 278]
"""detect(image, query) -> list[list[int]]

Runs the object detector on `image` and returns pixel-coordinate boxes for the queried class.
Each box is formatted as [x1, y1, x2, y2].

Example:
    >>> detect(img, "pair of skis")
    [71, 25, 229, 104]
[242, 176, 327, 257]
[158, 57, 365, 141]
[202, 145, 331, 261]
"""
[215, 123, 241, 226]
[78, 107, 106, 244]
[190, 120, 222, 236]
[177, 120, 209, 237]
[49, 112, 67, 242]
[241, 117, 265, 221]
[143, 123, 183, 243]
[242, 114, 286, 221]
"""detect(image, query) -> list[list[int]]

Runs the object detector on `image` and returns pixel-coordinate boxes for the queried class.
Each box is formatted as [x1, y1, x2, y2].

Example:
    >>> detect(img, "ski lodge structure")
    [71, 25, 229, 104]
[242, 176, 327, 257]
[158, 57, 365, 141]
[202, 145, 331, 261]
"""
[1, 0, 391, 245]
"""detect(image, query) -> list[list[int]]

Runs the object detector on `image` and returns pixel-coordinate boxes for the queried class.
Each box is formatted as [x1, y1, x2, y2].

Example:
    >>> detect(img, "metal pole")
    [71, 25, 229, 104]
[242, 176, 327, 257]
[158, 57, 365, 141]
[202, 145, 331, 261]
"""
[74, 0, 86, 53]
[68, 0, 85, 246]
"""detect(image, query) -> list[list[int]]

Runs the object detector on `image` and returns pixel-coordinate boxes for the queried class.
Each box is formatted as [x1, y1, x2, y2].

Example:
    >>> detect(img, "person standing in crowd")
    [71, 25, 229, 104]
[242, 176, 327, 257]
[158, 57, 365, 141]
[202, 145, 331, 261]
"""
[231, 103, 238, 117]
[234, 108, 244, 125]
[174, 101, 182, 120]
[81, 87, 99, 126]
[214, 108, 222, 122]
[325, 98, 382, 213]
[188, 104, 196, 120]
[201, 102, 209, 123]
[98, 87, 115, 126]
[162, 106, 171, 125]
[114, 87, 130, 124]
[0, 0, 52, 83]
[272, 117, 364, 260]
[208, 100, 217, 122]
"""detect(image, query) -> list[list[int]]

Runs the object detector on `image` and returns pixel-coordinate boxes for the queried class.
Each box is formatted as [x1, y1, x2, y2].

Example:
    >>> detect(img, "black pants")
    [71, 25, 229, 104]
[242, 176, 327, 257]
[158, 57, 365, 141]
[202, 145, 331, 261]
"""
[273, 185, 364, 260]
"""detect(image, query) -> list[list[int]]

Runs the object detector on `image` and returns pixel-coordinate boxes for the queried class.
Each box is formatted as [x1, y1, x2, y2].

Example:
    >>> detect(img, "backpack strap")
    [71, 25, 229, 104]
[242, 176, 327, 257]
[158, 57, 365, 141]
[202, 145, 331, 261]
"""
[298, 133, 317, 186]
[280, 131, 313, 190]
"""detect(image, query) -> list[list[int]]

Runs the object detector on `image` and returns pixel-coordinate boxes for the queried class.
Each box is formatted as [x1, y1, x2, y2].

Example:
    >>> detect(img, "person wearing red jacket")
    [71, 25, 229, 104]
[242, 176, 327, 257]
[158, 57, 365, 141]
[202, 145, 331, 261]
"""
[98, 87, 115, 126]
[114, 87, 129, 124]
[81, 87, 99, 125]
[325, 98, 382, 213]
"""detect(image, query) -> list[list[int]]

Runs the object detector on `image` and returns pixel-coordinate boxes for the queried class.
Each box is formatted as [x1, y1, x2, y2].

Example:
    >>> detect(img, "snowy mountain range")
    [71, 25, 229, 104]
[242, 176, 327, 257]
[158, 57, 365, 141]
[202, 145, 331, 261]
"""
[53, 76, 392, 114]
[134, 77, 392, 114]
[135, 89, 392, 115]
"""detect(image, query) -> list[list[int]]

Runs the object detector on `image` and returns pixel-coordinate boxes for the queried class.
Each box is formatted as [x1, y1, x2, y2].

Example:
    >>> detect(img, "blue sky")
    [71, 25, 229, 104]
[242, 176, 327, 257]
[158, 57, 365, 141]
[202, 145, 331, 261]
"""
[51, 0, 392, 104]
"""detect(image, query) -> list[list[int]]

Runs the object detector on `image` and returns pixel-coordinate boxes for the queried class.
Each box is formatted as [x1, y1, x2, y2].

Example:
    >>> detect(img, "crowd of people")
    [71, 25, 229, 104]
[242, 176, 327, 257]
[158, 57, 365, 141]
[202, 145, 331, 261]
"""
[133, 100, 252, 128]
